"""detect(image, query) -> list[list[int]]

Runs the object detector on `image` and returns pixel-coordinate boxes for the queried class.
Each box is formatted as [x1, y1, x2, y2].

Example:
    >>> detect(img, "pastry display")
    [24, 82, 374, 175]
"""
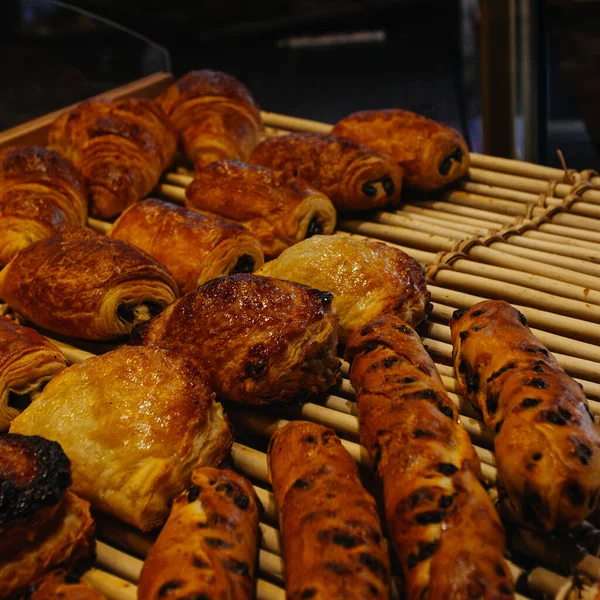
[450, 300, 600, 531]
[249, 132, 403, 211]
[346, 314, 514, 600]
[0, 146, 87, 267]
[138, 468, 261, 600]
[268, 420, 390, 600]
[132, 273, 341, 406]
[258, 234, 430, 341]
[48, 98, 176, 219]
[109, 198, 264, 294]
[185, 160, 337, 259]
[10, 345, 232, 531]
[157, 70, 262, 168]
[0, 227, 179, 340]
[0, 433, 95, 597]
[331, 109, 470, 190]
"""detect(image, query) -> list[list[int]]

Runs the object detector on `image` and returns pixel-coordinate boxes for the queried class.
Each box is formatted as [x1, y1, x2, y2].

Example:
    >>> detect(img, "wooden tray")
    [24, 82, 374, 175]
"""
[3, 72, 600, 600]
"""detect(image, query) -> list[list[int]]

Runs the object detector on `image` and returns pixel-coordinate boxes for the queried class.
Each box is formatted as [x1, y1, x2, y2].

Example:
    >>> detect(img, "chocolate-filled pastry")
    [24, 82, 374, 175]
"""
[0, 433, 95, 598]
[249, 132, 403, 211]
[110, 198, 264, 294]
[268, 421, 390, 600]
[0, 227, 179, 340]
[185, 160, 336, 259]
[10, 346, 231, 531]
[132, 273, 340, 406]
[0, 146, 87, 267]
[157, 70, 262, 168]
[331, 109, 470, 190]
[450, 300, 600, 531]
[346, 315, 514, 600]
[0, 316, 67, 431]
[258, 235, 430, 341]
[48, 98, 176, 219]
[138, 468, 260, 600]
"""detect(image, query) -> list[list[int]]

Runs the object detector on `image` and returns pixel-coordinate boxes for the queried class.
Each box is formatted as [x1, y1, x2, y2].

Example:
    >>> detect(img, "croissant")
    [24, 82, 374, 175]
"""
[48, 98, 176, 219]
[0, 227, 179, 340]
[157, 70, 262, 167]
[450, 300, 600, 530]
[185, 160, 337, 258]
[331, 109, 470, 190]
[249, 133, 403, 211]
[110, 198, 264, 294]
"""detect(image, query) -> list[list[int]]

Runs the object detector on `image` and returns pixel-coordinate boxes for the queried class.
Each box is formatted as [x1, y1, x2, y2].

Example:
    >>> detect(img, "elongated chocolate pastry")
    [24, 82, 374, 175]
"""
[158, 70, 262, 168]
[0, 227, 179, 340]
[450, 300, 600, 531]
[132, 273, 340, 406]
[0, 433, 95, 598]
[0, 146, 87, 267]
[48, 98, 176, 219]
[138, 468, 261, 600]
[249, 132, 403, 211]
[185, 160, 336, 259]
[346, 314, 514, 600]
[258, 234, 430, 341]
[110, 198, 264, 294]
[268, 421, 390, 600]
[331, 109, 470, 190]
[0, 316, 66, 431]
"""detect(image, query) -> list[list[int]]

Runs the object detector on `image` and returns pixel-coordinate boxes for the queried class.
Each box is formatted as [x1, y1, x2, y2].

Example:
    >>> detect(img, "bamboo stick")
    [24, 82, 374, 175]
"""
[443, 189, 541, 217]
[260, 111, 332, 134]
[538, 221, 600, 245]
[82, 569, 136, 600]
[44, 336, 95, 364]
[460, 180, 562, 207]
[96, 541, 142, 583]
[164, 172, 193, 187]
[88, 218, 112, 234]
[399, 204, 503, 229]
[506, 236, 600, 271]
[402, 199, 517, 225]
[369, 212, 470, 240]
[552, 212, 600, 234]
[390, 209, 488, 235]
[159, 183, 186, 204]
[526, 228, 600, 252]
[469, 152, 567, 182]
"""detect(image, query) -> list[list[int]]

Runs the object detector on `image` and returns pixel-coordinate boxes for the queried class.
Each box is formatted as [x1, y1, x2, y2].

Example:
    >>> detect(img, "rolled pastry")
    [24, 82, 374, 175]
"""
[10, 345, 232, 531]
[258, 234, 430, 341]
[132, 273, 341, 406]
[185, 160, 337, 259]
[332, 109, 470, 190]
[110, 198, 264, 294]
[138, 468, 261, 600]
[48, 98, 176, 219]
[0, 227, 179, 340]
[157, 70, 262, 167]
[249, 132, 403, 211]
[0, 146, 87, 267]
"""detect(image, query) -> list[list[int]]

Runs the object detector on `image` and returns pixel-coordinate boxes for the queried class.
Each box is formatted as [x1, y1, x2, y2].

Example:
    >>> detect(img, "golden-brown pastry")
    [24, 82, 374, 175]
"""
[450, 300, 600, 531]
[29, 569, 106, 600]
[185, 160, 337, 259]
[138, 468, 261, 600]
[249, 132, 403, 211]
[0, 227, 179, 340]
[0, 433, 95, 598]
[346, 315, 514, 600]
[0, 146, 87, 267]
[258, 234, 430, 341]
[268, 421, 390, 600]
[10, 346, 232, 531]
[157, 70, 262, 168]
[109, 198, 264, 294]
[48, 98, 176, 219]
[132, 273, 341, 406]
[0, 316, 67, 431]
[331, 109, 470, 190]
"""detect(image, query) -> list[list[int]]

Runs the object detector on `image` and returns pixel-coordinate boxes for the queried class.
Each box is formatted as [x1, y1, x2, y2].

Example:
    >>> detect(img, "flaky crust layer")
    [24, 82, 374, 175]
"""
[185, 160, 337, 258]
[132, 273, 341, 406]
[450, 300, 600, 531]
[0, 227, 179, 340]
[48, 99, 176, 219]
[346, 315, 513, 600]
[10, 346, 232, 531]
[258, 235, 430, 341]
[268, 421, 390, 600]
[332, 109, 470, 190]
[110, 198, 264, 294]
[249, 133, 403, 211]
[138, 468, 260, 600]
